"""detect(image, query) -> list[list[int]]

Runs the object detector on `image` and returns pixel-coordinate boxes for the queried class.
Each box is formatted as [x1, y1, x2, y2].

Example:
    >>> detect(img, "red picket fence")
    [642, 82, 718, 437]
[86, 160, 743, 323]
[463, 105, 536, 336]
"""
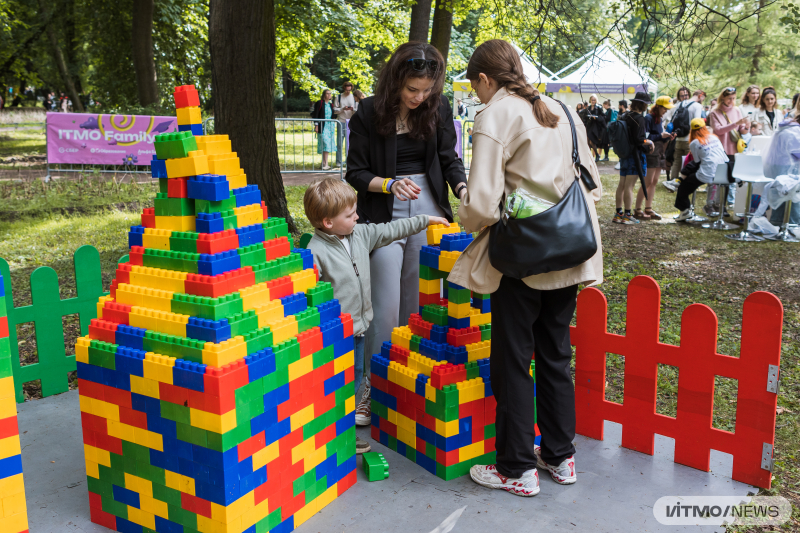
[571, 275, 782, 489]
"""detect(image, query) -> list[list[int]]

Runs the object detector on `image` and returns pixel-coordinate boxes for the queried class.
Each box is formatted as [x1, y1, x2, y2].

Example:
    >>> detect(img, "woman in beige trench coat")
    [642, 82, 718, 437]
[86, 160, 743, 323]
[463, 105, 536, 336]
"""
[449, 40, 603, 497]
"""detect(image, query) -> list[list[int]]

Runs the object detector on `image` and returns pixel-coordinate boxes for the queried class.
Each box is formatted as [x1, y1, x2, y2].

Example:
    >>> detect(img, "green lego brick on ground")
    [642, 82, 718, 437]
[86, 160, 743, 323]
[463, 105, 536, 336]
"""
[171, 292, 244, 320]
[362, 452, 390, 481]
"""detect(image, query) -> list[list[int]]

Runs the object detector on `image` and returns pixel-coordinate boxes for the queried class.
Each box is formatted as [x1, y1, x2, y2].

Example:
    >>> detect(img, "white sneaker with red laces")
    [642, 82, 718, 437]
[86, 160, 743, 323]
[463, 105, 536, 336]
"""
[469, 464, 540, 497]
[534, 446, 577, 485]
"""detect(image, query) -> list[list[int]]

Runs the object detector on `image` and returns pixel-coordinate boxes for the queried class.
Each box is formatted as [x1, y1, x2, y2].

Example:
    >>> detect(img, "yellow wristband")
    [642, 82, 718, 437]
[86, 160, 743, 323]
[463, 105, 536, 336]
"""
[382, 178, 391, 194]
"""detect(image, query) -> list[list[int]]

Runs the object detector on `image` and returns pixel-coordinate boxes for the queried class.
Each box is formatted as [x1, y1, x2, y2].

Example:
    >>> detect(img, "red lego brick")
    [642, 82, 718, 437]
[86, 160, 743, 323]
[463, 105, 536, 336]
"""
[337, 469, 357, 495]
[297, 327, 322, 358]
[266, 276, 292, 300]
[103, 301, 132, 325]
[0, 316, 7, 339]
[181, 492, 212, 518]
[88, 319, 118, 344]
[261, 201, 268, 219]
[167, 177, 189, 198]
[264, 236, 291, 261]
[389, 344, 409, 366]
[419, 292, 440, 306]
[238, 431, 266, 462]
[371, 424, 380, 442]
[128, 246, 144, 266]
[315, 423, 337, 448]
[371, 374, 389, 394]
[429, 363, 467, 389]
[436, 447, 460, 467]
[313, 265, 319, 282]
[119, 406, 149, 430]
[408, 313, 432, 339]
[173, 85, 200, 108]
[141, 208, 156, 228]
[447, 326, 481, 347]
[0, 415, 19, 440]
[484, 437, 496, 454]
[340, 313, 353, 338]
[196, 229, 239, 255]
[382, 419, 397, 439]
[115, 263, 132, 284]
[184, 266, 255, 298]
[89, 493, 118, 530]
[109, 280, 119, 299]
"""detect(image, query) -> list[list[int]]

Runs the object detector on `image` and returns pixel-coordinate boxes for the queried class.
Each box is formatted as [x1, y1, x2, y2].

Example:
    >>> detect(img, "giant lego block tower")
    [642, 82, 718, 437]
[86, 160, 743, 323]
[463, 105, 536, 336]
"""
[0, 273, 28, 533]
[76, 85, 356, 533]
[370, 227, 539, 480]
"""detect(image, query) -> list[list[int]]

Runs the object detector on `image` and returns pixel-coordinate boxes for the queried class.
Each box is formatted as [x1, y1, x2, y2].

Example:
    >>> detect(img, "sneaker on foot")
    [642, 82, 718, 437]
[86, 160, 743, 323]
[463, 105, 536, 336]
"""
[534, 447, 577, 485]
[469, 464, 540, 496]
[355, 377, 371, 426]
[674, 208, 693, 221]
[356, 436, 371, 454]
[612, 213, 625, 224]
[621, 214, 640, 225]
[662, 180, 679, 192]
[614, 162, 621, 170]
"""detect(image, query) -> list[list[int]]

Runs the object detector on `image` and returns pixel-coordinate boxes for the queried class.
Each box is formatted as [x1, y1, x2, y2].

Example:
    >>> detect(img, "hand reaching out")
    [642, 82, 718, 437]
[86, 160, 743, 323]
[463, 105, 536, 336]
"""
[428, 216, 450, 227]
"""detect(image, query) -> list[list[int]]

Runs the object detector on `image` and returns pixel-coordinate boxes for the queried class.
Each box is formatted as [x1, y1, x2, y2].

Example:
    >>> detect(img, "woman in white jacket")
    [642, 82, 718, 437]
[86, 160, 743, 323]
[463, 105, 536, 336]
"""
[752, 87, 781, 136]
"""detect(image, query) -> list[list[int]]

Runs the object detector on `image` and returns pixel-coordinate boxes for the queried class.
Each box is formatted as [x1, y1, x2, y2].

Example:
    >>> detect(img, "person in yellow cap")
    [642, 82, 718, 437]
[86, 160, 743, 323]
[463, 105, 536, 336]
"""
[633, 95, 676, 220]
[674, 118, 729, 221]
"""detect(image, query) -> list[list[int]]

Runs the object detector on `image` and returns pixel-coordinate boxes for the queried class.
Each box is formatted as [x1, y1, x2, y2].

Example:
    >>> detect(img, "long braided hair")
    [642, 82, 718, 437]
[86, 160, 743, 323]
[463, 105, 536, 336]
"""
[465, 39, 558, 128]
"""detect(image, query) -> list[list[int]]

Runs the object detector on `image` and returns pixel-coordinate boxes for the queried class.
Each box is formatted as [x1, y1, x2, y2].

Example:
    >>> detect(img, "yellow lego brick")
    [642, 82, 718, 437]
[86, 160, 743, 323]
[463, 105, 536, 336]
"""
[190, 406, 237, 434]
[129, 307, 189, 338]
[435, 417, 460, 437]
[251, 441, 279, 471]
[438, 250, 461, 272]
[344, 394, 355, 415]
[127, 506, 156, 530]
[426, 223, 461, 245]
[130, 375, 161, 399]
[303, 443, 328, 474]
[459, 440, 485, 463]
[396, 411, 415, 433]
[142, 228, 172, 250]
[254, 300, 284, 328]
[292, 436, 315, 465]
[0, 435, 21, 460]
[333, 350, 354, 375]
[290, 404, 314, 432]
[165, 469, 196, 496]
[116, 284, 174, 312]
[315, 484, 338, 516]
[125, 473, 154, 497]
[96, 294, 114, 318]
[289, 269, 316, 294]
[457, 377, 485, 404]
[0, 377, 12, 401]
[128, 265, 187, 293]
[155, 215, 196, 232]
[0, 474, 25, 499]
[195, 134, 232, 155]
[466, 340, 490, 362]
[85, 458, 100, 479]
[207, 152, 241, 176]
[270, 316, 298, 345]
[107, 419, 136, 443]
[142, 353, 176, 385]
[0, 396, 15, 420]
[391, 326, 412, 350]
[79, 396, 121, 421]
[227, 173, 247, 190]
[469, 309, 491, 327]
[84, 444, 111, 468]
[197, 514, 238, 533]
[239, 282, 271, 310]
[210, 491, 254, 525]
[293, 498, 318, 528]
[418, 278, 441, 295]
[397, 426, 415, 447]
[241, 499, 271, 532]
[234, 203, 264, 227]
[201, 336, 247, 368]
[386, 407, 397, 425]
[76, 337, 91, 364]
[134, 426, 165, 451]
[176, 106, 202, 126]
[447, 300, 472, 319]
[0, 508, 28, 531]
[288, 355, 313, 383]
[1, 491, 27, 520]
[166, 150, 209, 179]
[407, 351, 444, 377]
[140, 494, 169, 519]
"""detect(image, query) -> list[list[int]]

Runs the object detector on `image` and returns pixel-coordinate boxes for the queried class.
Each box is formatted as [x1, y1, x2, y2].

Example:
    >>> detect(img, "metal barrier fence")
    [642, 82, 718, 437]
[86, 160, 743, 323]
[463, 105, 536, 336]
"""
[203, 116, 345, 179]
[461, 120, 474, 170]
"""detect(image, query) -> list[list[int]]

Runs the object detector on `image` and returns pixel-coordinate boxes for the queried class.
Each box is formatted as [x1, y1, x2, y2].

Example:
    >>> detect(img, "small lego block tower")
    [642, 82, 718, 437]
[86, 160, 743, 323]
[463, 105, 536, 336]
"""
[0, 273, 29, 533]
[362, 452, 389, 481]
[79, 85, 357, 533]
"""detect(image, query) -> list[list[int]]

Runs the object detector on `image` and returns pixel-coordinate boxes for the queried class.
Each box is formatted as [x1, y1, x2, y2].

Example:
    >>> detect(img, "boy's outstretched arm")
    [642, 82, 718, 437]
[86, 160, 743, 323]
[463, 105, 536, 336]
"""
[362, 215, 450, 251]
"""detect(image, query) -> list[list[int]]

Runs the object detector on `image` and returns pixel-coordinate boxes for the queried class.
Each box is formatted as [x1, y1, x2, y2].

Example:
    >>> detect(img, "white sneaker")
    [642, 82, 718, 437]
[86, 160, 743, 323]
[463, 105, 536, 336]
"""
[614, 162, 621, 170]
[674, 208, 693, 222]
[355, 376, 371, 426]
[662, 180, 679, 192]
[534, 446, 577, 485]
[469, 464, 540, 496]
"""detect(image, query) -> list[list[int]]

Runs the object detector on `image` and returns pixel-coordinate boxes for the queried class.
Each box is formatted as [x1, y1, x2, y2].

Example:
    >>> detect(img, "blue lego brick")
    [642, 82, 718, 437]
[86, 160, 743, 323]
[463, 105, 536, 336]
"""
[472, 298, 490, 313]
[415, 374, 428, 396]
[0, 273, 3, 296]
[324, 371, 346, 396]
[131, 393, 160, 415]
[320, 318, 344, 347]
[187, 317, 231, 343]
[233, 185, 261, 208]
[440, 232, 473, 252]
[295, 248, 314, 270]
[147, 413, 177, 439]
[379, 428, 389, 447]
[419, 338, 447, 362]
[316, 300, 341, 325]
[115, 346, 146, 377]
[244, 348, 275, 382]
[476, 358, 490, 380]
[250, 407, 278, 435]
[196, 212, 225, 234]
[448, 316, 471, 329]
[197, 249, 241, 276]
[113, 484, 141, 508]
[280, 293, 307, 317]
[128, 225, 145, 248]
[484, 378, 493, 397]
[445, 344, 468, 365]
[188, 174, 231, 202]
[430, 325, 449, 344]
[334, 335, 354, 357]
[535, 434, 541, 446]
[151, 155, 167, 179]
[370, 354, 390, 381]
[273, 516, 295, 533]
[380, 342, 392, 359]
[76, 361, 103, 385]
[173, 360, 207, 392]
[265, 417, 291, 446]
[116, 517, 144, 533]
[417, 449, 437, 475]
[263, 383, 291, 412]
[178, 123, 204, 136]
[0, 455, 23, 478]
[115, 325, 146, 351]
[372, 386, 397, 411]
[155, 515, 184, 533]
[236, 224, 266, 247]
[420, 245, 441, 269]
[397, 440, 407, 457]
[317, 453, 337, 480]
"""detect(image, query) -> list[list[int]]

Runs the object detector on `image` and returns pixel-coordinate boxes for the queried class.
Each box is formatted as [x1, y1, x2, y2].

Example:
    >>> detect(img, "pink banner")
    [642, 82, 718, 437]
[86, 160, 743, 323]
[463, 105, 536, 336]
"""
[46, 112, 178, 166]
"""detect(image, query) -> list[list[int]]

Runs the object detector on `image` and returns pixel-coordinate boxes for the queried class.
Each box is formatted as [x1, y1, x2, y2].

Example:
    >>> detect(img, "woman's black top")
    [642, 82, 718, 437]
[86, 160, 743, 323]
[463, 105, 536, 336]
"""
[585, 104, 607, 146]
[345, 95, 467, 223]
[396, 134, 427, 176]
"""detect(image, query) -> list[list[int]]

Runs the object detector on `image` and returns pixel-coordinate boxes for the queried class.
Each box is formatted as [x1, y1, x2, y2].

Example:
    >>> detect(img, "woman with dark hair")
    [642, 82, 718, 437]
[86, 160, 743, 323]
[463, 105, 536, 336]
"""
[311, 89, 337, 169]
[753, 86, 781, 136]
[449, 39, 602, 497]
[584, 94, 607, 162]
[739, 84, 760, 116]
[345, 42, 467, 427]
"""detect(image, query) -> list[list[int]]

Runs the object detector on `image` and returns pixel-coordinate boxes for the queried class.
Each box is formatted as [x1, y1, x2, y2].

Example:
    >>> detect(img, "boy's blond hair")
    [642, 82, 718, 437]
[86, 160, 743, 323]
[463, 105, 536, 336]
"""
[303, 178, 357, 228]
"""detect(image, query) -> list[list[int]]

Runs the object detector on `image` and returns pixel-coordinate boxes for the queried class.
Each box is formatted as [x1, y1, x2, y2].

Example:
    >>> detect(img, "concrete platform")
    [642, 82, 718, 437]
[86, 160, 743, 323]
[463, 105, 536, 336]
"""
[19, 390, 753, 532]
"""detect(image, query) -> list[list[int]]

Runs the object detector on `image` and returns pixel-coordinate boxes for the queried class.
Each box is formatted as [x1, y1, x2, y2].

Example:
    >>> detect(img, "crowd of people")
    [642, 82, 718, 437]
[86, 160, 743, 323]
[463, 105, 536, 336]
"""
[0, 86, 97, 111]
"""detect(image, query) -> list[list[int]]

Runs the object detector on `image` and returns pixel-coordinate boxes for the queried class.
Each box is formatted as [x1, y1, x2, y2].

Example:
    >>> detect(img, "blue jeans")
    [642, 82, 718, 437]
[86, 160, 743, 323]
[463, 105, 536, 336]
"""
[770, 202, 800, 226]
[353, 335, 365, 395]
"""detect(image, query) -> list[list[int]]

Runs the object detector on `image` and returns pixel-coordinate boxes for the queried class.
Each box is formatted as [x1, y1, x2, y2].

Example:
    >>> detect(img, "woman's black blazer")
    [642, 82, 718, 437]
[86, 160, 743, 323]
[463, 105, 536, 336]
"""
[345, 95, 467, 223]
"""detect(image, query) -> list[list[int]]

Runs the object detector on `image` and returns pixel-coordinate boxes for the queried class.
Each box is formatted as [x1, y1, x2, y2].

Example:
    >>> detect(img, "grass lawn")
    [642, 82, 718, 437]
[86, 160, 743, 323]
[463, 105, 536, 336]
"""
[0, 159, 797, 527]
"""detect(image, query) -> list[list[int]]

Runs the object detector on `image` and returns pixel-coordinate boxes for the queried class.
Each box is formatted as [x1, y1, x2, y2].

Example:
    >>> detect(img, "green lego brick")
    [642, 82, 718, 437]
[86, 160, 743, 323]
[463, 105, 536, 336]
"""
[159, 178, 169, 194]
[447, 283, 472, 304]
[295, 307, 320, 333]
[409, 334, 421, 354]
[171, 292, 244, 320]
[274, 338, 301, 369]
[256, 508, 284, 533]
[362, 452, 389, 481]
[169, 231, 199, 253]
[195, 195, 236, 214]
[220, 209, 238, 230]
[244, 326, 273, 354]
[370, 398, 388, 420]
[153, 482, 182, 507]
[154, 131, 198, 159]
[102, 493, 130, 519]
[228, 309, 259, 337]
[311, 344, 334, 370]
[334, 379, 355, 405]
[465, 361, 480, 380]
[0, 356, 13, 379]
[0, 295, 6, 317]
[167, 504, 198, 531]
[473, 291, 490, 300]
[305, 281, 334, 307]
[237, 243, 267, 268]
[87, 475, 113, 498]
[293, 468, 316, 497]
[142, 249, 200, 274]
[421, 304, 448, 326]
[88, 339, 117, 370]
[480, 323, 491, 341]
[419, 265, 447, 280]
[425, 442, 436, 460]
[276, 253, 303, 277]
[405, 446, 416, 462]
[484, 423, 496, 440]
[160, 400, 191, 425]
[154, 193, 196, 217]
[263, 218, 290, 241]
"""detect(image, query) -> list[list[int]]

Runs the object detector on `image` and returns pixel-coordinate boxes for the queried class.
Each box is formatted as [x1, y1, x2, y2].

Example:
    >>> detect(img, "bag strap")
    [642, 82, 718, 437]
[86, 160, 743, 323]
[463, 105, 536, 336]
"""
[554, 99, 597, 191]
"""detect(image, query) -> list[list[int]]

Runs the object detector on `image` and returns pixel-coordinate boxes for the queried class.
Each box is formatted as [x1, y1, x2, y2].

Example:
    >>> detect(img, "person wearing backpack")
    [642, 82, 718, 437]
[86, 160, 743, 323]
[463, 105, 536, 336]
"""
[610, 92, 654, 224]
[663, 87, 704, 189]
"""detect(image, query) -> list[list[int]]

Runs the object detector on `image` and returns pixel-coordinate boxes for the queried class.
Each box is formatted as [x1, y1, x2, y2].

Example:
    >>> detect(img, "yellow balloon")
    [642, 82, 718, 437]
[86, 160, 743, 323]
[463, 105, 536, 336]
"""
[627, 87, 635, 94]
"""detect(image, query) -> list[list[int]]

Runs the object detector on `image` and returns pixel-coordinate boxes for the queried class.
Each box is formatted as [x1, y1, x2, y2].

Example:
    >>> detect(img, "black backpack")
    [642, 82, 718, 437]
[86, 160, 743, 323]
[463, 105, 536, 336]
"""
[607, 112, 632, 160]
[671, 101, 693, 137]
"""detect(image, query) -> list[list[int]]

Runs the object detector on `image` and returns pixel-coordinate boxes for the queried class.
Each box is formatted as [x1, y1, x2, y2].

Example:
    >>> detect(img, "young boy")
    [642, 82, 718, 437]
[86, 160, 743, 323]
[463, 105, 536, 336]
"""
[303, 178, 449, 453]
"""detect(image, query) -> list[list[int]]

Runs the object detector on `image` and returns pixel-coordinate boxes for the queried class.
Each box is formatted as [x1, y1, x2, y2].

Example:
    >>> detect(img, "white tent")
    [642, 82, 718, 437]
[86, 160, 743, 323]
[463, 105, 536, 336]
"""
[452, 43, 554, 118]
[547, 45, 657, 107]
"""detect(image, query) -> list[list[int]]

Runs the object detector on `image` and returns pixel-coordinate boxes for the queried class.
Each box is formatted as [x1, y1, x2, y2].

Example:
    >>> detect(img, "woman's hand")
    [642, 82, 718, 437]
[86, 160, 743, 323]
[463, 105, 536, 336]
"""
[391, 178, 421, 201]
[660, 131, 672, 139]
[428, 217, 450, 227]
[738, 116, 750, 126]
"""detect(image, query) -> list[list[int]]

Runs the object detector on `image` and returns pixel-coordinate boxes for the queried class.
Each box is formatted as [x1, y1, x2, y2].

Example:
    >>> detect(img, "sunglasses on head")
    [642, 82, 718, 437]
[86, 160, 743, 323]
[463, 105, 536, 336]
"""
[408, 58, 439, 71]
[724, 87, 736, 94]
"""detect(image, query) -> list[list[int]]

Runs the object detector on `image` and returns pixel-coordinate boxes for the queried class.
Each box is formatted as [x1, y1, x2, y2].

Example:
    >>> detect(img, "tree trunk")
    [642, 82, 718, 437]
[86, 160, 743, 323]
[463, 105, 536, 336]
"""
[209, 0, 293, 229]
[750, 0, 765, 77]
[37, 0, 84, 112]
[409, 0, 433, 42]
[132, 0, 158, 107]
[282, 66, 289, 117]
[430, 0, 454, 67]
[64, 0, 82, 94]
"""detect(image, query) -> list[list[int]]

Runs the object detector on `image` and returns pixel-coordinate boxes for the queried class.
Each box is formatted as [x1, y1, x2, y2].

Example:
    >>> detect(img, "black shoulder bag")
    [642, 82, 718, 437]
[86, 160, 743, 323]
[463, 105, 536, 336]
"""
[488, 99, 598, 279]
